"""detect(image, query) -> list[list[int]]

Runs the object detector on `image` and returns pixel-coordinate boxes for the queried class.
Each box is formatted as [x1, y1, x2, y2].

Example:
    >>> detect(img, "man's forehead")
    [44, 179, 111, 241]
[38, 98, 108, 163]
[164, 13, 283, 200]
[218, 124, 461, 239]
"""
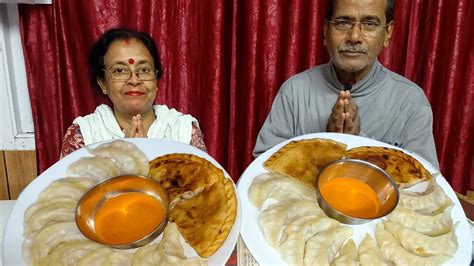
[332, 0, 387, 21]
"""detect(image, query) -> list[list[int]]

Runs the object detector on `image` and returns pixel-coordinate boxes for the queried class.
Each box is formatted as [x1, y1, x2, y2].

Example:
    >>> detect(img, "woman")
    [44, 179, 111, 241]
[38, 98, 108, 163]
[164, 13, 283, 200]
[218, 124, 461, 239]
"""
[61, 28, 206, 156]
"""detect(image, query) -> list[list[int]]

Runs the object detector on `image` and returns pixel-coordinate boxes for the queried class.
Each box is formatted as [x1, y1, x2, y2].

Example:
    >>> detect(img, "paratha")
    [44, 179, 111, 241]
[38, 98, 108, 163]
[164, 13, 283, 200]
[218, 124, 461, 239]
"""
[344, 146, 432, 188]
[170, 178, 237, 257]
[263, 138, 347, 188]
[149, 153, 237, 258]
[149, 153, 224, 205]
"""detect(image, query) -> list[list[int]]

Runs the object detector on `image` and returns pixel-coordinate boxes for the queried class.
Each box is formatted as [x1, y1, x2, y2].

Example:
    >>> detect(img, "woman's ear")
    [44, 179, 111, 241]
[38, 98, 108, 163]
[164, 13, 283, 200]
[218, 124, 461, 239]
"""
[97, 78, 107, 95]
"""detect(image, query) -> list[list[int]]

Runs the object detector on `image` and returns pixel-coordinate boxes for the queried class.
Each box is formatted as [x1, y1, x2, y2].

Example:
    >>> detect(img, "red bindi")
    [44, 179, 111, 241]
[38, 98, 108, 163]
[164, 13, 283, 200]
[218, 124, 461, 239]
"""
[124, 39, 130, 45]
[128, 58, 135, 64]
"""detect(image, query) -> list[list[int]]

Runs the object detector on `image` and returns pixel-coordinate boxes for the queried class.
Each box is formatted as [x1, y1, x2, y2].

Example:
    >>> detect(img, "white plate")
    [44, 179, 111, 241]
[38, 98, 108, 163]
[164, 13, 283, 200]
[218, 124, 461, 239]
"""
[237, 132, 472, 265]
[2, 138, 241, 265]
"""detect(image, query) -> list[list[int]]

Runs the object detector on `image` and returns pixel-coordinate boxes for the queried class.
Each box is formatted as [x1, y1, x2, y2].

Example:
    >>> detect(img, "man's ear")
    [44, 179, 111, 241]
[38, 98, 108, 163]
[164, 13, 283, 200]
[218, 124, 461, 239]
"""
[383, 21, 394, 48]
[97, 78, 107, 95]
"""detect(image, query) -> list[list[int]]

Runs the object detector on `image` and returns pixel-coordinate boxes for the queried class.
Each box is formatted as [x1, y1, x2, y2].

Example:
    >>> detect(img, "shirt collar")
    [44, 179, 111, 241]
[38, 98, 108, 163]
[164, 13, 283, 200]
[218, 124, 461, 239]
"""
[327, 59, 385, 97]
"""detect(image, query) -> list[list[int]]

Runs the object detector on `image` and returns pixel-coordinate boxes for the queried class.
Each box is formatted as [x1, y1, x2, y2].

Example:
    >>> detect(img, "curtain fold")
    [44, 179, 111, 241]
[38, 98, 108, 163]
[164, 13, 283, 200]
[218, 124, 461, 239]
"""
[19, 0, 473, 193]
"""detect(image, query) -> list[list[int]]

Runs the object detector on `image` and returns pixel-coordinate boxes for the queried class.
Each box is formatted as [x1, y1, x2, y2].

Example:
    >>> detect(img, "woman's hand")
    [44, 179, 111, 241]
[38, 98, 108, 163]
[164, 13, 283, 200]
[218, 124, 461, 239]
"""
[123, 114, 147, 138]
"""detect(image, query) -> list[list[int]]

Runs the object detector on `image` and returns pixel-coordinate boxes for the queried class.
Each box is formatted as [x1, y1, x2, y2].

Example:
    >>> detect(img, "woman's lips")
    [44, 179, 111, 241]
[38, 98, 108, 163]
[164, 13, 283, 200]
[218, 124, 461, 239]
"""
[125, 91, 145, 96]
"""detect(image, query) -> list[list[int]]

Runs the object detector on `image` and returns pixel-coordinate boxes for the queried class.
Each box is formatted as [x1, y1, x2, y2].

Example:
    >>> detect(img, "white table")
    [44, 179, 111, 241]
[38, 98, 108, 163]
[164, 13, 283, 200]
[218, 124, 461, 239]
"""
[0, 200, 15, 266]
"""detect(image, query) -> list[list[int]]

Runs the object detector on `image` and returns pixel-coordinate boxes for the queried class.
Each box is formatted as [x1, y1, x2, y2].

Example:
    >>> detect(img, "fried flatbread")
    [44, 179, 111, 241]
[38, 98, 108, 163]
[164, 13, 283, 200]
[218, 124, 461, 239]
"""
[149, 153, 224, 204]
[149, 153, 237, 258]
[170, 178, 237, 258]
[344, 146, 432, 188]
[263, 138, 347, 188]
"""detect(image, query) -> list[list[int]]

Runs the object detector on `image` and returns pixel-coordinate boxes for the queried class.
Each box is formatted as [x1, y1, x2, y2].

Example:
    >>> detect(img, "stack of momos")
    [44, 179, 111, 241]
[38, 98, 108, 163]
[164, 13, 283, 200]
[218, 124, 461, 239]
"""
[248, 138, 459, 265]
[372, 176, 458, 265]
[248, 172, 354, 265]
[22, 140, 208, 265]
[67, 140, 149, 181]
[22, 177, 97, 264]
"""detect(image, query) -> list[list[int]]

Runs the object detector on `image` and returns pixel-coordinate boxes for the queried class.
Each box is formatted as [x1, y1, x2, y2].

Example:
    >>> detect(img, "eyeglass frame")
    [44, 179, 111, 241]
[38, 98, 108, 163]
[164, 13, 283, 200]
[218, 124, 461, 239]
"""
[328, 19, 391, 37]
[102, 65, 160, 81]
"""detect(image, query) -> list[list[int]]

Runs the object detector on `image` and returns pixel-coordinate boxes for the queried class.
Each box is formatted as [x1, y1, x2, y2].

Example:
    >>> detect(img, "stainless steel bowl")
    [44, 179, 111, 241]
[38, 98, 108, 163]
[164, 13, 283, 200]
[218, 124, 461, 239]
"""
[75, 175, 169, 249]
[316, 159, 399, 225]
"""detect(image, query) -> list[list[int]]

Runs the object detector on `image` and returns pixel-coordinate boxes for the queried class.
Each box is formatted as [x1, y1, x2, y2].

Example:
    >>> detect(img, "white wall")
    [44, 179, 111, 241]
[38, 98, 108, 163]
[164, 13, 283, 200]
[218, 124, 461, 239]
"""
[0, 3, 35, 149]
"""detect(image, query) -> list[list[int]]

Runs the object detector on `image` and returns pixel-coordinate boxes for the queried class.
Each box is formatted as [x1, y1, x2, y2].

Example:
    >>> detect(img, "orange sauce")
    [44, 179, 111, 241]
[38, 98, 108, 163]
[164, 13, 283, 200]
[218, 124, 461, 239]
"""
[94, 192, 164, 244]
[320, 177, 381, 218]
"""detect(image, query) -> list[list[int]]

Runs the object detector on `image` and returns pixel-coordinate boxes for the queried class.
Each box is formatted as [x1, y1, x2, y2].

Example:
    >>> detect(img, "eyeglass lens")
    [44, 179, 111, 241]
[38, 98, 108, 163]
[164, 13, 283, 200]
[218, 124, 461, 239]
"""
[108, 67, 157, 81]
[330, 20, 385, 37]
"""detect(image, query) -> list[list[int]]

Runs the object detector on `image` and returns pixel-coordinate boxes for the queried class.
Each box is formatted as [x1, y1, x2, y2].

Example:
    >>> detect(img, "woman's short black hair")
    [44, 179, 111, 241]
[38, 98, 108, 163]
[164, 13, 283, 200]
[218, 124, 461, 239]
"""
[88, 28, 163, 91]
[326, 0, 395, 23]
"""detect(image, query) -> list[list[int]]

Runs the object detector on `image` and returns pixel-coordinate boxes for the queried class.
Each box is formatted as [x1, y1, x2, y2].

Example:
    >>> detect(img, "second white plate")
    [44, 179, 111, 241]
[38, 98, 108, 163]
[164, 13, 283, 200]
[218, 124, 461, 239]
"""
[237, 132, 472, 265]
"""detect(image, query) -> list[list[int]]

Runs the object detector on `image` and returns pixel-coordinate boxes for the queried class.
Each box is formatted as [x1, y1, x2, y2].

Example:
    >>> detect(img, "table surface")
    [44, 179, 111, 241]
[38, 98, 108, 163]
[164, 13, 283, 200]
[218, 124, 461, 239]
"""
[1, 200, 473, 265]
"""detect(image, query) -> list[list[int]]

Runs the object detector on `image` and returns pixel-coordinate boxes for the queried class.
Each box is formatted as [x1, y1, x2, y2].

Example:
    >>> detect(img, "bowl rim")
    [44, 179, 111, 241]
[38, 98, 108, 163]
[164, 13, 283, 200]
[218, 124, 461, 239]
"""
[315, 158, 400, 223]
[75, 174, 169, 249]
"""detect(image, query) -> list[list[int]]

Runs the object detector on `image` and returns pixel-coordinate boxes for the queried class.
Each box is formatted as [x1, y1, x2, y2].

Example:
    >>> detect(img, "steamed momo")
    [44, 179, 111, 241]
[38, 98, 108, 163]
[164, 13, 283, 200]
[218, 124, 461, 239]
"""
[383, 220, 458, 257]
[387, 205, 453, 236]
[77, 247, 115, 266]
[248, 173, 317, 208]
[133, 244, 159, 265]
[89, 140, 149, 176]
[31, 221, 86, 263]
[332, 239, 358, 266]
[399, 178, 453, 215]
[375, 223, 450, 265]
[259, 200, 325, 247]
[279, 214, 339, 265]
[79, 247, 133, 266]
[67, 156, 120, 181]
[155, 223, 207, 265]
[24, 196, 77, 225]
[23, 197, 76, 236]
[38, 177, 95, 201]
[358, 234, 390, 266]
[103, 251, 134, 265]
[303, 226, 353, 266]
[41, 240, 102, 266]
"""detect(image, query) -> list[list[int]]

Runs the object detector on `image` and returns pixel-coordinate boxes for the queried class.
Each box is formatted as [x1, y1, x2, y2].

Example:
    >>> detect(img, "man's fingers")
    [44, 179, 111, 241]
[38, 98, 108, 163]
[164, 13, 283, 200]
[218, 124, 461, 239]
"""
[340, 91, 360, 134]
[327, 96, 345, 132]
[343, 111, 361, 134]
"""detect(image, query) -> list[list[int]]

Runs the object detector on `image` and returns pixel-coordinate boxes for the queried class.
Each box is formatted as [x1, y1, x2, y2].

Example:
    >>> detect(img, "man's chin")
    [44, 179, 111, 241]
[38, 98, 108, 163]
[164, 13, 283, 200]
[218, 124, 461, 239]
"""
[334, 60, 369, 74]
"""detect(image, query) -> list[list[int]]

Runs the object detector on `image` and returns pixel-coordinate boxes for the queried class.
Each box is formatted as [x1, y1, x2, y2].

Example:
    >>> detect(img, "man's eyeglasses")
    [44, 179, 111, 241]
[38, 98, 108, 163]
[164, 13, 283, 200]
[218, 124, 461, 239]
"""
[104, 66, 159, 81]
[328, 19, 389, 37]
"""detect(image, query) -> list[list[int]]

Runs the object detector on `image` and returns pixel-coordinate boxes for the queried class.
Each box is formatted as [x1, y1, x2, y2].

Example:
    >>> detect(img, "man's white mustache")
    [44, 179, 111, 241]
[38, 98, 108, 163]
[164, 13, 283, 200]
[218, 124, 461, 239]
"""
[339, 46, 366, 53]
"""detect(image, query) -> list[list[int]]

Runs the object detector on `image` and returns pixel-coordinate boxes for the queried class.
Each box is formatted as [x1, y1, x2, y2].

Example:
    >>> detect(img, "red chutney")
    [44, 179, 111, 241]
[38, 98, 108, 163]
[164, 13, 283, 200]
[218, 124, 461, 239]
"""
[320, 177, 381, 219]
[94, 192, 164, 244]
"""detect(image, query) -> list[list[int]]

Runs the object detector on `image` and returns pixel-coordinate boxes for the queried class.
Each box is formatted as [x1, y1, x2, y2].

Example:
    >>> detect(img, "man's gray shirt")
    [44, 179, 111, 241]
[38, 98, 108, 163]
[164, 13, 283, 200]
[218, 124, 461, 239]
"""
[254, 60, 439, 169]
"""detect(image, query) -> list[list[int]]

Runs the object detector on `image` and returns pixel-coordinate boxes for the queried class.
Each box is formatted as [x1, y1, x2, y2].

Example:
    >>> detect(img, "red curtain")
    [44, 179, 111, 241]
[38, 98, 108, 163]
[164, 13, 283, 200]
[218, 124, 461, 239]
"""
[19, 0, 473, 193]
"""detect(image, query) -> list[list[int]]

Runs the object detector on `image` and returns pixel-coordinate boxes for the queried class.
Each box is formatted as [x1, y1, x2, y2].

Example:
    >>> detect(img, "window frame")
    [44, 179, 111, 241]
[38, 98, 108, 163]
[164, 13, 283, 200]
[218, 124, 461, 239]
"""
[0, 3, 49, 150]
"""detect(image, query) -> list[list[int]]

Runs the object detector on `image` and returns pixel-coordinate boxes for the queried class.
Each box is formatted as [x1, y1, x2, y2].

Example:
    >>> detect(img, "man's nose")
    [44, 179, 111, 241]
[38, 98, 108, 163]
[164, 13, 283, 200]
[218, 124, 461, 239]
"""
[348, 23, 363, 41]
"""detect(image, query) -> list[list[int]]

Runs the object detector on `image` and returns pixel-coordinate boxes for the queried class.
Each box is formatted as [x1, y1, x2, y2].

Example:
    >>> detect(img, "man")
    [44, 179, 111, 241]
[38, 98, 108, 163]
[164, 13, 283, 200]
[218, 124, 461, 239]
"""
[253, 0, 439, 168]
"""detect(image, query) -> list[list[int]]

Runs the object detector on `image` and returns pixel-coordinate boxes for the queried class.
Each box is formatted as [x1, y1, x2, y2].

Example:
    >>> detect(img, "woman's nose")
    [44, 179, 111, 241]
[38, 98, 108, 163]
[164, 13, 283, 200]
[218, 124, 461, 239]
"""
[127, 71, 142, 85]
